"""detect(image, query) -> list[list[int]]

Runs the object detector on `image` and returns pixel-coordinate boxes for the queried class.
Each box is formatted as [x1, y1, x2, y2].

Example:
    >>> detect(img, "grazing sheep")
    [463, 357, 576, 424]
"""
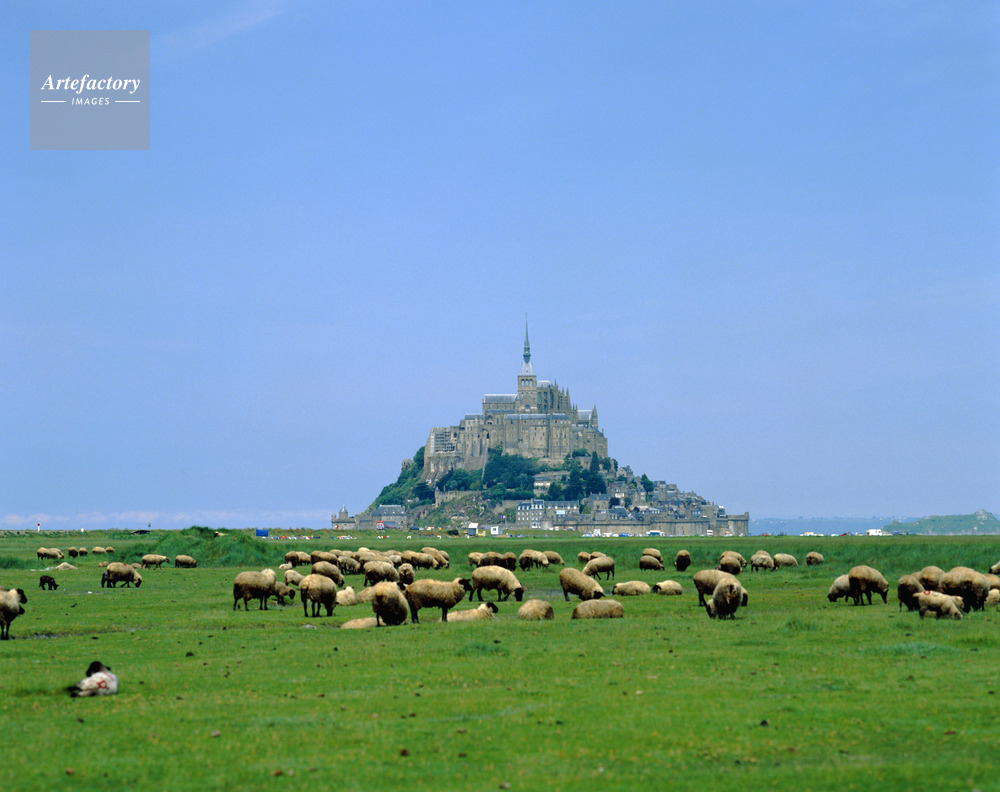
[311, 561, 345, 587]
[985, 589, 1000, 609]
[404, 578, 473, 623]
[559, 567, 605, 601]
[397, 563, 416, 585]
[363, 560, 399, 587]
[773, 553, 798, 569]
[340, 617, 379, 629]
[335, 556, 361, 575]
[232, 569, 277, 610]
[101, 562, 142, 589]
[720, 550, 747, 569]
[140, 554, 168, 569]
[940, 567, 990, 612]
[612, 581, 651, 596]
[848, 565, 888, 606]
[38, 575, 58, 591]
[705, 578, 742, 619]
[371, 581, 408, 627]
[470, 566, 525, 602]
[916, 566, 945, 592]
[336, 586, 357, 607]
[652, 580, 683, 596]
[76, 548, 88, 557]
[639, 554, 664, 571]
[68, 547, 79, 558]
[897, 574, 925, 612]
[421, 547, 450, 568]
[916, 591, 963, 620]
[577, 551, 591, 565]
[36, 547, 64, 561]
[92, 547, 106, 555]
[518, 549, 549, 571]
[299, 574, 337, 617]
[716, 555, 742, 575]
[272, 581, 297, 605]
[402, 550, 439, 570]
[582, 556, 615, 581]
[174, 555, 197, 568]
[285, 551, 312, 567]
[674, 550, 691, 572]
[284, 569, 304, 587]
[477, 551, 505, 568]
[750, 551, 775, 572]
[572, 599, 624, 619]
[693, 570, 747, 607]
[446, 602, 498, 622]
[467, 552, 483, 568]
[68, 661, 118, 697]
[310, 550, 338, 565]
[0, 587, 27, 640]
[104, 547, 115, 555]
[827, 574, 852, 603]
[543, 551, 564, 566]
[805, 552, 824, 566]
[589, 551, 606, 558]
[517, 599, 555, 620]
[641, 548, 663, 562]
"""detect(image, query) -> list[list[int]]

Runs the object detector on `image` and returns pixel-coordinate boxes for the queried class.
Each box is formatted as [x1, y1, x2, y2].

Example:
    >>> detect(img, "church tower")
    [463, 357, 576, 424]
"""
[516, 320, 538, 413]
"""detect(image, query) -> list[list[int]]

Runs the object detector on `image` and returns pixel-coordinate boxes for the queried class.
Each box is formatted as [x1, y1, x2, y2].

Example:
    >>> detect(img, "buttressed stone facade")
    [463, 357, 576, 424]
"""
[423, 327, 608, 484]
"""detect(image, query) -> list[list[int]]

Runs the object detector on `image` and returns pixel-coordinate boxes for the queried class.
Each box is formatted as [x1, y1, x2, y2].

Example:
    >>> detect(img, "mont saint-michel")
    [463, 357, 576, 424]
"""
[343, 328, 748, 537]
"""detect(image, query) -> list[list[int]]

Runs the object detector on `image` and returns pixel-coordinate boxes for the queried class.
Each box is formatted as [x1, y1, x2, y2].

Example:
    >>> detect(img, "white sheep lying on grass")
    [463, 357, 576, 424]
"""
[572, 599, 624, 619]
[612, 581, 651, 596]
[68, 661, 118, 697]
[446, 602, 498, 622]
[652, 580, 683, 596]
[517, 599, 554, 620]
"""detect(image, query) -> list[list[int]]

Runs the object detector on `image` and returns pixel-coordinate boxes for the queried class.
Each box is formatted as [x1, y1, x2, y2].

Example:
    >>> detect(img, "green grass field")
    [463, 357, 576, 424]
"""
[1, 530, 998, 792]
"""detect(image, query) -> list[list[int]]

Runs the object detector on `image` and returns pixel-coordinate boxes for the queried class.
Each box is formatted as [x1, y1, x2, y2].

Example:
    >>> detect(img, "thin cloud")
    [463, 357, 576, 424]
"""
[1, 508, 333, 531]
[159, 0, 293, 55]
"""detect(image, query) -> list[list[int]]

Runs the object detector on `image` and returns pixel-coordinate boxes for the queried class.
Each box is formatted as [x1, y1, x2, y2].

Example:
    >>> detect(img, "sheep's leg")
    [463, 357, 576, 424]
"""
[440, 607, 448, 622]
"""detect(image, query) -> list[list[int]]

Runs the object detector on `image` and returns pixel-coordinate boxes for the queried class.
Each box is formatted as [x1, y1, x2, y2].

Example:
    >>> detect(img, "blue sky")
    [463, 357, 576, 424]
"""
[2, 1, 997, 531]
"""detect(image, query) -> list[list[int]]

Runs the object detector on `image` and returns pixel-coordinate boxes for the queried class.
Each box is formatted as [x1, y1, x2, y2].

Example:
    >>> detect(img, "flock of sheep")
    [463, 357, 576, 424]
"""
[5, 541, 1000, 641]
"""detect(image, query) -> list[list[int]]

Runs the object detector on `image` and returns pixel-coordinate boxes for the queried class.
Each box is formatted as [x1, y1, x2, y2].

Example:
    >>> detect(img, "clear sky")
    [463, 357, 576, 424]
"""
[2, 1, 998, 531]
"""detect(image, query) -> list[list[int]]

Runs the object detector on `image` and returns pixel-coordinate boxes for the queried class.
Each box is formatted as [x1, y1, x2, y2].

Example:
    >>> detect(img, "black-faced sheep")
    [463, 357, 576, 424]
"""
[612, 581, 651, 596]
[39, 575, 58, 590]
[404, 578, 473, 623]
[773, 553, 798, 569]
[446, 602, 498, 622]
[299, 573, 337, 617]
[571, 599, 624, 619]
[558, 567, 604, 601]
[517, 599, 555, 620]
[470, 566, 525, 602]
[582, 556, 615, 581]
[639, 554, 664, 571]
[916, 566, 945, 592]
[232, 569, 277, 610]
[705, 578, 741, 619]
[693, 569, 747, 607]
[897, 574, 924, 611]
[805, 551, 824, 566]
[67, 661, 118, 697]
[102, 562, 143, 589]
[0, 587, 27, 640]
[940, 567, 990, 612]
[916, 591, 963, 620]
[68, 547, 78, 558]
[848, 565, 888, 605]
[827, 574, 851, 603]
[272, 581, 296, 605]
[674, 550, 691, 572]
[174, 555, 197, 568]
[372, 581, 409, 626]
[750, 550, 775, 572]
[652, 580, 683, 596]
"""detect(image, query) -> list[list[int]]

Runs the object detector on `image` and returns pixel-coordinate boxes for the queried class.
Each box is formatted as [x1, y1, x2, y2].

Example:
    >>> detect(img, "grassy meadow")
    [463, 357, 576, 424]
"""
[1, 529, 999, 792]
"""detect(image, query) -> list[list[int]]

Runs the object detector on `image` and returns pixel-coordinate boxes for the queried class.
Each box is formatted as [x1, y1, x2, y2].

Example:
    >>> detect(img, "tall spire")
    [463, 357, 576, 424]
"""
[523, 315, 531, 365]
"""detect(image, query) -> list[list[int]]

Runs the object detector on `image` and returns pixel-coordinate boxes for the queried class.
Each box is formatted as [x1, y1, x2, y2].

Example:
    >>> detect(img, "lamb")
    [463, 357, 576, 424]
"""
[446, 602, 498, 622]
[639, 554, 664, 571]
[363, 560, 399, 587]
[896, 574, 925, 612]
[140, 554, 168, 569]
[272, 581, 297, 605]
[773, 553, 798, 568]
[558, 567, 604, 601]
[848, 565, 888, 605]
[299, 574, 337, 617]
[939, 567, 990, 612]
[652, 580, 683, 596]
[827, 574, 852, 603]
[916, 591, 963, 620]
[705, 578, 742, 619]
[311, 561, 345, 587]
[750, 550, 775, 572]
[404, 577, 473, 623]
[68, 661, 118, 697]
[916, 566, 945, 592]
[470, 566, 525, 602]
[0, 587, 27, 640]
[543, 551, 564, 566]
[101, 562, 142, 588]
[674, 550, 691, 572]
[805, 552, 824, 566]
[612, 581, 651, 596]
[693, 570, 747, 607]
[571, 599, 624, 619]
[582, 556, 615, 581]
[232, 569, 277, 610]
[517, 599, 555, 620]
[985, 589, 1000, 609]
[39, 575, 58, 590]
[284, 569, 304, 587]
[336, 586, 357, 607]
[371, 581, 409, 626]
[174, 555, 197, 568]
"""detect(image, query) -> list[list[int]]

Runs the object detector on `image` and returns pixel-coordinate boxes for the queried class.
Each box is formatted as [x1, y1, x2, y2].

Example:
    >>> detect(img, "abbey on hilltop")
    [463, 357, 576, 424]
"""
[422, 324, 608, 484]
